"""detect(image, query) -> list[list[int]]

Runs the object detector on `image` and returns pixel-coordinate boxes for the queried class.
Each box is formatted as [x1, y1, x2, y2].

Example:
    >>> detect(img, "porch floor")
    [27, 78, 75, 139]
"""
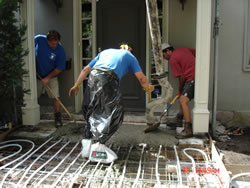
[1, 114, 250, 187]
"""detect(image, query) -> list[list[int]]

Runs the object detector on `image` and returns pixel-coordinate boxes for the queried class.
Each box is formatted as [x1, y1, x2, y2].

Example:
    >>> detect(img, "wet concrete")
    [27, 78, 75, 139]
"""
[5, 113, 250, 179]
[106, 123, 178, 147]
[8, 119, 178, 147]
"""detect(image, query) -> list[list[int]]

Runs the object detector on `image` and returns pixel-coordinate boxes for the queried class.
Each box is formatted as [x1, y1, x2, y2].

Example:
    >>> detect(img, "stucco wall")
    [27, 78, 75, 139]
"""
[217, 0, 250, 112]
[167, 0, 197, 111]
[34, 0, 74, 109]
[167, 0, 250, 115]
[168, 0, 197, 49]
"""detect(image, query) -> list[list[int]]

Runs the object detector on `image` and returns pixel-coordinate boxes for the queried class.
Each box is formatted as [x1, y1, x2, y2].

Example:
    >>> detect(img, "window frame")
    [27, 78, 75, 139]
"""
[243, 0, 250, 71]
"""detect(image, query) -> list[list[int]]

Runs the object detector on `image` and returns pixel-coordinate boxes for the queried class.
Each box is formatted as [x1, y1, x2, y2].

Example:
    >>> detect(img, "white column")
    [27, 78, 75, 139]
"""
[193, 0, 212, 133]
[73, 0, 83, 113]
[21, 0, 40, 125]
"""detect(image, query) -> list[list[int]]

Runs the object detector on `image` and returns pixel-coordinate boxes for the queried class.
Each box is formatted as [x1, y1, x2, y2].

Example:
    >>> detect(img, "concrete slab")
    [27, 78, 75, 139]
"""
[106, 123, 178, 147]
[9, 121, 56, 140]
[8, 118, 180, 147]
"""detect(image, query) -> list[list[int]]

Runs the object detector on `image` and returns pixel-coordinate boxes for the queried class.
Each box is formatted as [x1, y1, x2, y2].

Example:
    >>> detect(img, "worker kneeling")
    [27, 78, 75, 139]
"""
[69, 44, 154, 163]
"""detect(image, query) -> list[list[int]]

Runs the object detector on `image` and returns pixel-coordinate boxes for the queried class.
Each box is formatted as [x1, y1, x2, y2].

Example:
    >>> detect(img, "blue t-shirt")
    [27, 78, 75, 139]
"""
[35, 35, 66, 78]
[88, 49, 142, 80]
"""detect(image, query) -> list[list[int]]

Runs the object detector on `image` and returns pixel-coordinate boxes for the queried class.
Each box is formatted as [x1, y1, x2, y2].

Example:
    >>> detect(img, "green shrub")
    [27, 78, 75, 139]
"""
[0, 0, 28, 125]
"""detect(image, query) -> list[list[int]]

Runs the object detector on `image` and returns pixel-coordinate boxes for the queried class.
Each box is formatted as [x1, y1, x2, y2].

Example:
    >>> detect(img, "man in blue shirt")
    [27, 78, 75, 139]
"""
[69, 44, 154, 144]
[35, 30, 66, 127]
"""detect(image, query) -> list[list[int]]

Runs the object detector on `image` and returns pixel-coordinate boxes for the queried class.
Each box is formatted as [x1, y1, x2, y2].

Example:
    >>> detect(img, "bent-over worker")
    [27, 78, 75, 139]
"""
[69, 44, 154, 143]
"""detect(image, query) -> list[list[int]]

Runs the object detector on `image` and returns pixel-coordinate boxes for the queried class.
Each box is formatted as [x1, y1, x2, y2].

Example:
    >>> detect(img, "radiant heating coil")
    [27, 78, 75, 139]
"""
[18, 139, 63, 186]
[0, 138, 50, 187]
[101, 146, 120, 188]
[155, 145, 162, 186]
[0, 139, 229, 187]
[118, 145, 133, 188]
[0, 139, 35, 170]
[51, 151, 82, 187]
[174, 145, 183, 187]
[34, 141, 80, 187]
[24, 140, 70, 187]
[132, 144, 146, 188]
[0, 144, 22, 162]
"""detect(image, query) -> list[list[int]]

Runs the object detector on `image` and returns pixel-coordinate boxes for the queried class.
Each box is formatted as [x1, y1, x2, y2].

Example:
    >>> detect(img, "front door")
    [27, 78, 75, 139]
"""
[97, 0, 146, 111]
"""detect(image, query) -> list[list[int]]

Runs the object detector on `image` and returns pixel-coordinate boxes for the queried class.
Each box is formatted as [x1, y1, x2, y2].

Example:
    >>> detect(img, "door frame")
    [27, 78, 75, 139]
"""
[73, 0, 83, 113]
[73, 0, 169, 112]
[73, 0, 97, 113]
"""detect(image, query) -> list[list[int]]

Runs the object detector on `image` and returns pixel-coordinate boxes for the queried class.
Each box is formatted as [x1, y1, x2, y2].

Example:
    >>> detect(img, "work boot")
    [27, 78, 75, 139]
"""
[175, 122, 193, 139]
[165, 113, 184, 129]
[54, 112, 63, 127]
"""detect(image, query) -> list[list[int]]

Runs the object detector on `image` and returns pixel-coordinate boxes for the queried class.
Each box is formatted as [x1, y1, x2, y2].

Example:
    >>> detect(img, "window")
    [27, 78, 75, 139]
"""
[243, 0, 250, 71]
[82, 0, 93, 67]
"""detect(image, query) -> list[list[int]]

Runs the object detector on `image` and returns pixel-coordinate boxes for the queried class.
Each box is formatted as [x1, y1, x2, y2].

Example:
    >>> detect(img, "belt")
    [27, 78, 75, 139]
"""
[93, 68, 119, 81]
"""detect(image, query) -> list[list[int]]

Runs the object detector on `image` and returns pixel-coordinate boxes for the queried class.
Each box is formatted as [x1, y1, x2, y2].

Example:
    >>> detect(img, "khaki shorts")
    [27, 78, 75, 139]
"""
[37, 77, 59, 98]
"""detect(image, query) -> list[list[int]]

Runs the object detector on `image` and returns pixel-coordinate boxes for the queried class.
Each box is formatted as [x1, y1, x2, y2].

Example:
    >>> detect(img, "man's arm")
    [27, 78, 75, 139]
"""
[69, 65, 92, 96]
[40, 69, 62, 85]
[177, 75, 186, 96]
[134, 71, 154, 92]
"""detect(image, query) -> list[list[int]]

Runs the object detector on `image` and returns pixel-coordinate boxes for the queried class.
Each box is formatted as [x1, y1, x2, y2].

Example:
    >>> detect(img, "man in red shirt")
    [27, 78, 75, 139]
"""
[162, 43, 195, 139]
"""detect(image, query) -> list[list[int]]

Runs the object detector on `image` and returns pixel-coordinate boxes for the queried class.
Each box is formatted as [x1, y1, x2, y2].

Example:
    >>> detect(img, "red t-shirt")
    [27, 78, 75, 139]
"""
[169, 48, 195, 81]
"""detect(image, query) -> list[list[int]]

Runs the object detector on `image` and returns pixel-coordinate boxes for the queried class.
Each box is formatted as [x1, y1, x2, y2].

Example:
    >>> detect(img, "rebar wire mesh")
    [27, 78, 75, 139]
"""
[0, 139, 226, 187]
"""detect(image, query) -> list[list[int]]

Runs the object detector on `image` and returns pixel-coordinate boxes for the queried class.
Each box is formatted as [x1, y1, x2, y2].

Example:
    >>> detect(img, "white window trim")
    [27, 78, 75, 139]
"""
[243, 0, 250, 71]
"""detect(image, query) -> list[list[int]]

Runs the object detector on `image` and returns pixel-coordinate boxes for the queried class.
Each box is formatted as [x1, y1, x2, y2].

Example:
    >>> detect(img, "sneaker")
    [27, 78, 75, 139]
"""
[54, 112, 63, 127]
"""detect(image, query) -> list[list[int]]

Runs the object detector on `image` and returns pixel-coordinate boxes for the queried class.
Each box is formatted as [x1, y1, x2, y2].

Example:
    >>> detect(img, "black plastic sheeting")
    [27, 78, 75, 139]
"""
[82, 69, 124, 144]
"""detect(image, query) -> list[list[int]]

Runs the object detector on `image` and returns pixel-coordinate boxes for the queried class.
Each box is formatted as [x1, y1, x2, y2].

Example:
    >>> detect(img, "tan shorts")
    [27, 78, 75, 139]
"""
[37, 77, 59, 98]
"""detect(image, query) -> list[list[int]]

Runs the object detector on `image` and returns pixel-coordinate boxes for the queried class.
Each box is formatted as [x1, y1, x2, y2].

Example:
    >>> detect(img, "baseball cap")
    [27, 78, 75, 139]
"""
[161, 43, 171, 51]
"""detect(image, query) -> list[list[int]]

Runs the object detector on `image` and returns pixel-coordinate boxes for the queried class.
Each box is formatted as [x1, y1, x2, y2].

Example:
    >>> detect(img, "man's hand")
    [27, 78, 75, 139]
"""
[38, 69, 62, 86]
[41, 77, 50, 86]
[69, 85, 79, 96]
[176, 90, 182, 97]
[149, 84, 155, 92]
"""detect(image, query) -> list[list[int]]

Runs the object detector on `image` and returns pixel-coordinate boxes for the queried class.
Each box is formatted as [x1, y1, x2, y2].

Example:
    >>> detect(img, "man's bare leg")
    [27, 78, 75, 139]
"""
[176, 95, 193, 138]
[179, 95, 191, 122]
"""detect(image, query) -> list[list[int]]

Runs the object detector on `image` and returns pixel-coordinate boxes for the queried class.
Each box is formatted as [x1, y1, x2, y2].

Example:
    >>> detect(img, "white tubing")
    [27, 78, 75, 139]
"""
[183, 148, 209, 168]
[182, 149, 196, 174]
[111, 164, 120, 188]
[23, 140, 70, 187]
[0, 139, 35, 170]
[84, 160, 102, 188]
[118, 145, 133, 188]
[139, 147, 146, 188]
[0, 144, 22, 162]
[174, 145, 183, 187]
[17, 139, 61, 186]
[68, 159, 90, 187]
[0, 139, 38, 187]
[231, 172, 250, 181]
[182, 149, 200, 188]
[34, 141, 80, 188]
[132, 144, 146, 188]
[155, 145, 162, 186]
[51, 151, 82, 188]
[101, 146, 121, 188]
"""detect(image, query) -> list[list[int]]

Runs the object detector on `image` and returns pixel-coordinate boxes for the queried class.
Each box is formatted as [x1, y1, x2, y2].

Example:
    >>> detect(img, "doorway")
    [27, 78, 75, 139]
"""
[97, 0, 146, 111]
